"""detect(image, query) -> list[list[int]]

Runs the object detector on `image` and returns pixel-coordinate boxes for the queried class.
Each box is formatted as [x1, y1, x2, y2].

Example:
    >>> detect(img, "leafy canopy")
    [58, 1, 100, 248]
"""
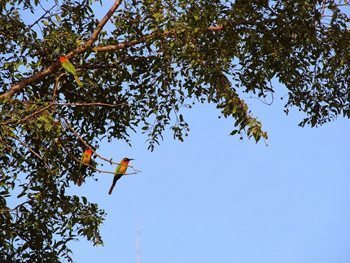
[1, 0, 350, 261]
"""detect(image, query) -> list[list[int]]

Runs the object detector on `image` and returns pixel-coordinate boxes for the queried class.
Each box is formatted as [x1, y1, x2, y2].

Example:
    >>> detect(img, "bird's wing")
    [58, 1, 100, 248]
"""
[66, 61, 77, 75]
[115, 163, 122, 174]
[79, 152, 85, 168]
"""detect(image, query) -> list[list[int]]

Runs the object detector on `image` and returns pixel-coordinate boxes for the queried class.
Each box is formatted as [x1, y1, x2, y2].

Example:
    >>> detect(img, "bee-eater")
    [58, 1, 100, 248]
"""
[77, 148, 93, 186]
[108, 158, 134, 195]
[59, 56, 83, 86]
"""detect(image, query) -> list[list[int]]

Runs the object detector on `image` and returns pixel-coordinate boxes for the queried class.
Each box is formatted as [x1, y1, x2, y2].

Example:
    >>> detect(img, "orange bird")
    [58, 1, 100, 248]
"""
[108, 158, 134, 195]
[77, 148, 93, 186]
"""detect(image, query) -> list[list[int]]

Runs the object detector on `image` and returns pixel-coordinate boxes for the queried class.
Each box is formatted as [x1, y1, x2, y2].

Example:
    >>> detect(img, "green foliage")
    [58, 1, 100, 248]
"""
[1, 0, 350, 261]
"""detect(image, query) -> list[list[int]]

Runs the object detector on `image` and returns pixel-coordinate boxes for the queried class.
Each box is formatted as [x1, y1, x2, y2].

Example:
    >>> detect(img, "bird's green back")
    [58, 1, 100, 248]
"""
[79, 152, 86, 169]
[115, 163, 122, 174]
[62, 60, 77, 76]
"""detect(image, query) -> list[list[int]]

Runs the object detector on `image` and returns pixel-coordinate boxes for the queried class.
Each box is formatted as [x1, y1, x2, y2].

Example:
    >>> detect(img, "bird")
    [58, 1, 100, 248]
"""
[77, 148, 93, 186]
[108, 158, 134, 195]
[59, 56, 83, 86]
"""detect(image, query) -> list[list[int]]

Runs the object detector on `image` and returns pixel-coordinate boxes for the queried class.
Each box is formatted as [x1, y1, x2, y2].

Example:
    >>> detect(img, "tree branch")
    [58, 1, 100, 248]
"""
[29, 3, 58, 29]
[0, 0, 122, 100]
[8, 99, 128, 108]
[54, 102, 129, 108]
[93, 25, 224, 52]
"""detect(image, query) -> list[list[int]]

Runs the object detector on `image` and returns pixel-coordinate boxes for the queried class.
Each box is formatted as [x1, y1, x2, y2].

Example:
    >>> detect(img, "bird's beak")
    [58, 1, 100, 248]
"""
[128, 158, 134, 161]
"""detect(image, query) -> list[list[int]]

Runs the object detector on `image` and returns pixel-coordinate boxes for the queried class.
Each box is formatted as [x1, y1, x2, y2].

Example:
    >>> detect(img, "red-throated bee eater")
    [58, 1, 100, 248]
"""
[59, 56, 83, 86]
[77, 148, 93, 186]
[108, 158, 134, 195]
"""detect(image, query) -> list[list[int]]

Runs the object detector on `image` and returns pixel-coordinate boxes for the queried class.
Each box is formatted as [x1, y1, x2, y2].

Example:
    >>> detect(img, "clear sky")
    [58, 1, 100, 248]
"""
[70, 84, 350, 263]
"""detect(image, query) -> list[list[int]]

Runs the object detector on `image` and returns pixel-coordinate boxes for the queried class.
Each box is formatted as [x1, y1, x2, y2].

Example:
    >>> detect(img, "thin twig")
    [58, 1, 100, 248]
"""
[52, 73, 66, 101]
[319, 0, 328, 23]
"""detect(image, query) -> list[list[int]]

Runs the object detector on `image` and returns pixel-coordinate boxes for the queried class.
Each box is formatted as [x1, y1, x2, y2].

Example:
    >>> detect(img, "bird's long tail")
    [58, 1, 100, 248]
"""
[74, 75, 83, 87]
[108, 174, 122, 195]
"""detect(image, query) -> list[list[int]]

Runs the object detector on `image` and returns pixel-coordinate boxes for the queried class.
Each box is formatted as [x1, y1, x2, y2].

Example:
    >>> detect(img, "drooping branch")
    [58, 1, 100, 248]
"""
[0, 0, 123, 100]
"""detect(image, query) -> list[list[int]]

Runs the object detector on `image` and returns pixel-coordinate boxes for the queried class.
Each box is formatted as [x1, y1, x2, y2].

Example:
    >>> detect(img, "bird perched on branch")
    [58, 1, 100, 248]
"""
[59, 56, 83, 86]
[77, 148, 93, 186]
[108, 158, 134, 195]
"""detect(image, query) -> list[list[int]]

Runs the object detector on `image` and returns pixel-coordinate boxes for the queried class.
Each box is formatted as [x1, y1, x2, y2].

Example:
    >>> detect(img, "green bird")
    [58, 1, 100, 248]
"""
[59, 56, 83, 86]
[108, 158, 134, 195]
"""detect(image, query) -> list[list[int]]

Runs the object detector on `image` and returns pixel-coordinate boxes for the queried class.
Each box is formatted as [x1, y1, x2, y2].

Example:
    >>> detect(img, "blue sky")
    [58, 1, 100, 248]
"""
[70, 84, 350, 263]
